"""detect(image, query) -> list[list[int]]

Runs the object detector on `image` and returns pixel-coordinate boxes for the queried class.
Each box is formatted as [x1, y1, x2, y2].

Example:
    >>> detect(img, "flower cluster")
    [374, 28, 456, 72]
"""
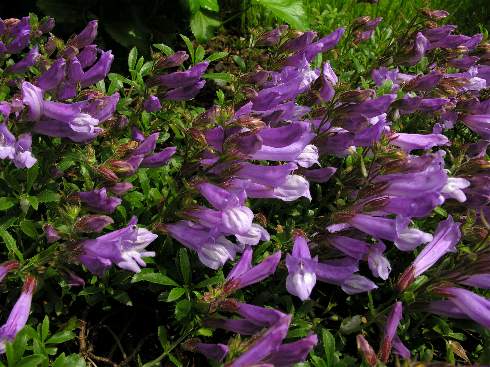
[0, 6, 489, 365]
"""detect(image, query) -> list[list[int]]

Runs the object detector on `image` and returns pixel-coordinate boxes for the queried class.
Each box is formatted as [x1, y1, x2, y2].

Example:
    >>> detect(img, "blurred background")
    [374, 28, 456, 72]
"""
[1, 0, 489, 71]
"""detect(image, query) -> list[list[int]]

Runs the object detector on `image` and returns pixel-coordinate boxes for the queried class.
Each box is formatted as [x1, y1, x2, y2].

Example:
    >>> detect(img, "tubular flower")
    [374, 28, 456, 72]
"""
[0, 276, 36, 354]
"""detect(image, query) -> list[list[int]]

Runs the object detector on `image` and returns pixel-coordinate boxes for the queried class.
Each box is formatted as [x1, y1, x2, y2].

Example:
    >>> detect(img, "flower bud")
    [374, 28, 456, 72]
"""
[155, 51, 189, 69]
[107, 160, 135, 174]
[43, 224, 61, 243]
[96, 166, 119, 182]
[337, 89, 375, 104]
[75, 215, 114, 233]
[356, 335, 377, 367]
[353, 16, 371, 27]
[420, 8, 449, 20]
[109, 182, 133, 196]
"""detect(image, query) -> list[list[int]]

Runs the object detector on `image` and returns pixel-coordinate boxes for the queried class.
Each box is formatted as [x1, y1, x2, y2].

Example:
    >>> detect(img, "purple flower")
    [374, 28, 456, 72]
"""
[285, 28, 344, 66]
[22, 82, 118, 143]
[301, 166, 336, 183]
[13, 133, 36, 169]
[156, 51, 189, 69]
[318, 62, 338, 102]
[353, 17, 382, 44]
[74, 215, 114, 233]
[0, 125, 36, 168]
[222, 300, 287, 327]
[7, 46, 40, 73]
[43, 224, 61, 243]
[379, 302, 403, 363]
[347, 214, 433, 251]
[441, 177, 470, 202]
[240, 175, 311, 201]
[282, 31, 317, 52]
[109, 182, 133, 196]
[0, 276, 36, 354]
[132, 132, 159, 156]
[140, 147, 176, 168]
[257, 25, 289, 46]
[0, 261, 19, 283]
[79, 188, 122, 213]
[313, 257, 358, 285]
[462, 114, 490, 139]
[341, 274, 378, 295]
[0, 123, 16, 160]
[263, 333, 318, 366]
[404, 32, 429, 66]
[286, 235, 317, 300]
[227, 316, 291, 367]
[461, 274, 490, 289]
[328, 235, 369, 260]
[78, 45, 98, 68]
[143, 95, 162, 112]
[198, 237, 239, 269]
[368, 241, 391, 280]
[3, 17, 30, 54]
[236, 162, 297, 187]
[225, 247, 281, 291]
[389, 132, 449, 152]
[235, 223, 270, 246]
[295, 144, 319, 168]
[164, 80, 206, 101]
[79, 216, 157, 275]
[153, 62, 209, 89]
[80, 50, 113, 87]
[68, 20, 98, 49]
[434, 287, 490, 329]
[192, 342, 228, 361]
[398, 216, 460, 291]
[37, 58, 66, 91]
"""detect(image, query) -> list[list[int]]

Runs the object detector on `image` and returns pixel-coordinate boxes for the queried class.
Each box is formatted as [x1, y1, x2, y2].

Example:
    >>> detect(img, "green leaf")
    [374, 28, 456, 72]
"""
[140, 61, 154, 76]
[195, 45, 205, 63]
[232, 55, 246, 71]
[179, 248, 191, 284]
[153, 43, 174, 56]
[167, 287, 186, 302]
[26, 164, 39, 193]
[322, 329, 335, 367]
[132, 272, 179, 286]
[190, 11, 221, 42]
[206, 51, 228, 62]
[113, 290, 133, 306]
[37, 191, 60, 203]
[15, 354, 48, 367]
[46, 331, 76, 344]
[138, 170, 150, 197]
[253, 0, 308, 30]
[0, 197, 16, 211]
[175, 299, 191, 320]
[128, 47, 138, 70]
[157, 326, 168, 348]
[199, 0, 219, 12]
[20, 220, 38, 239]
[41, 315, 50, 342]
[188, 0, 200, 14]
[194, 272, 224, 288]
[180, 35, 195, 62]
[26, 196, 39, 210]
[203, 72, 235, 82]
[0, 229, 23, 261]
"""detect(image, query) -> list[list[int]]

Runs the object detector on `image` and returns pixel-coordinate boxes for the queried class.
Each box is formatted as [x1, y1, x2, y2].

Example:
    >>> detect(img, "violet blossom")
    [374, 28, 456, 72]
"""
[78, 216, 157, 275]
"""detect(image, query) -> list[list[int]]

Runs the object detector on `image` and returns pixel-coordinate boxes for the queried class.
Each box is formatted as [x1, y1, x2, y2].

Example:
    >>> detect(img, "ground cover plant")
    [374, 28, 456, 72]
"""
[0, 3, 490, 367]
